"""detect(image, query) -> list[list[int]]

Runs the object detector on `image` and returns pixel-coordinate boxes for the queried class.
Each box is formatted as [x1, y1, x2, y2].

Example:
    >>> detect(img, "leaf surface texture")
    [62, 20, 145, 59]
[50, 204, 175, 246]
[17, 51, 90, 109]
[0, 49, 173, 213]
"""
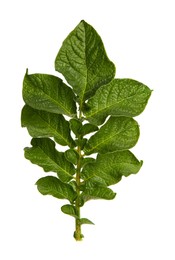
[55, 20, 115, 104]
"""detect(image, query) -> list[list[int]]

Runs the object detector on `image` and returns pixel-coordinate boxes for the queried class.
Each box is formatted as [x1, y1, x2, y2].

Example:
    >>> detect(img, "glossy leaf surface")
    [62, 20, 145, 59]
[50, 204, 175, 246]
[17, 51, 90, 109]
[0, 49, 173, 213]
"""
[55, 20, 115, 104]
[25, 138, 75, 182]
[23, 73, 76, 116]
[84, 116, 139, 155]
[21, 105, 75, 147]
[81, 183, 116, 201]
[82, 150, 143, 186]
[61, 204, 78, 218]
[36, 176, 76, 203]
[84, 79, 152, 125]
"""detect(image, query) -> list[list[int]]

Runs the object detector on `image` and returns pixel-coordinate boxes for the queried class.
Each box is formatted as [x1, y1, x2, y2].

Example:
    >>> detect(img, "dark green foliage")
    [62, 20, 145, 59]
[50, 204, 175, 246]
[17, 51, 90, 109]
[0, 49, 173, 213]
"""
[21, 20, 151, 241]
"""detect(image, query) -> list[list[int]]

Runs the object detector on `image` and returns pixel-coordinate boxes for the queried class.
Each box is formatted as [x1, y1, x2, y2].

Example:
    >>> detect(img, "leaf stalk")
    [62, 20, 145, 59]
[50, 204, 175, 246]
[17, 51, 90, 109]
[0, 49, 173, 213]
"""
[74, 106, 83, 241]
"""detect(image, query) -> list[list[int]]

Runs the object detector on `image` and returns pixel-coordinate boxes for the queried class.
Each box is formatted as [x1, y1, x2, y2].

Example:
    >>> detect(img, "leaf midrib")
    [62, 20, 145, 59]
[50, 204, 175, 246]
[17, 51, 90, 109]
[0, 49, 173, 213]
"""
[79, 22, 88, 106]
[83, 161, 140, 184]
[36, 146, 74, 178]
[87, 90, 143, 119]
[34, 111, 72, 146]
[86, 125, 136, 154]
[31, 76, 73, 116]
[53, 183, 69, 198]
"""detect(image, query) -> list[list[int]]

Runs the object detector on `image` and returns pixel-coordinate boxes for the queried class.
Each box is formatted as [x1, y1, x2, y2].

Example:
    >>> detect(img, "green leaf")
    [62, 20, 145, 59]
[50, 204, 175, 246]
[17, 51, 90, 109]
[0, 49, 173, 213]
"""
[65, 149, 78, 165]
[61, 207, 94, 225]
[81, 157, 95, 168]
[84, 116, 139, 155]
[69, 119, 98, 137]
[84, 79, 152, 125]
[24, 138, 75, 182]
[79, 218, 94, 225]
[69, 118, 82, 137]
[82, 150, 143, 186]
[81, 182, 116, 201]
[80, 123, 98, 136]
[61, 204, 78, 218]
[55, 20, 115, 104]
[69, 180, 77, 191]
[21, 105, 75, 147]
[23, 72, 76, 117]
[75, 138, 87, 149]
[36, 176, 77, 203]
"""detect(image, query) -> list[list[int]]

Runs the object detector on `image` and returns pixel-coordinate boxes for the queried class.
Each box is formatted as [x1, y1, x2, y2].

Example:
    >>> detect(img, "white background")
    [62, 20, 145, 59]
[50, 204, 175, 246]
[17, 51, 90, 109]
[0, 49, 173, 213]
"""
[0, 0, 175, 259]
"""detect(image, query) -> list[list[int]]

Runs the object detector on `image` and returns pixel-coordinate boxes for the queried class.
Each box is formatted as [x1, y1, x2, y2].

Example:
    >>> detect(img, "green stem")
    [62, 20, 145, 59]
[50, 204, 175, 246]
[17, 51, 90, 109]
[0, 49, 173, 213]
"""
[74, 106, 83, 241]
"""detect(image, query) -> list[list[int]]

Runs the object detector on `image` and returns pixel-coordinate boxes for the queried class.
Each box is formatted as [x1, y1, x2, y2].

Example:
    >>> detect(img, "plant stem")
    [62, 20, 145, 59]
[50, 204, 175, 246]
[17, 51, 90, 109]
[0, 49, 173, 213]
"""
[75, 145, 82, 240]
[74, 106, 83, 241]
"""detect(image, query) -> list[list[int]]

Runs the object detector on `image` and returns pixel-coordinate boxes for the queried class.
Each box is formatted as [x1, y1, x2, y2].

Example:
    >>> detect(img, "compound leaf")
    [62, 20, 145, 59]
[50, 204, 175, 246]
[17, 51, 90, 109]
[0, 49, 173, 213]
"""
[36, 176, 77, 203]
[84, 78, 152, 125]
[21, 105, 75, 147]
[21, 20, 152, 240]
[84, 116, 139, 155]
[23, 72, 76, 117]
[24, 138, 75, 182]
[55, 20, 115, 104]
[82, 150, 143, 186]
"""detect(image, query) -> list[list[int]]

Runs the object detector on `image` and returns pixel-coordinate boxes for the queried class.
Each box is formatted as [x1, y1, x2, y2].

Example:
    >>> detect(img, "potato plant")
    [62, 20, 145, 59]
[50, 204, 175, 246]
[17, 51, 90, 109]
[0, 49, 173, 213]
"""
[21, 20, 151, 240]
